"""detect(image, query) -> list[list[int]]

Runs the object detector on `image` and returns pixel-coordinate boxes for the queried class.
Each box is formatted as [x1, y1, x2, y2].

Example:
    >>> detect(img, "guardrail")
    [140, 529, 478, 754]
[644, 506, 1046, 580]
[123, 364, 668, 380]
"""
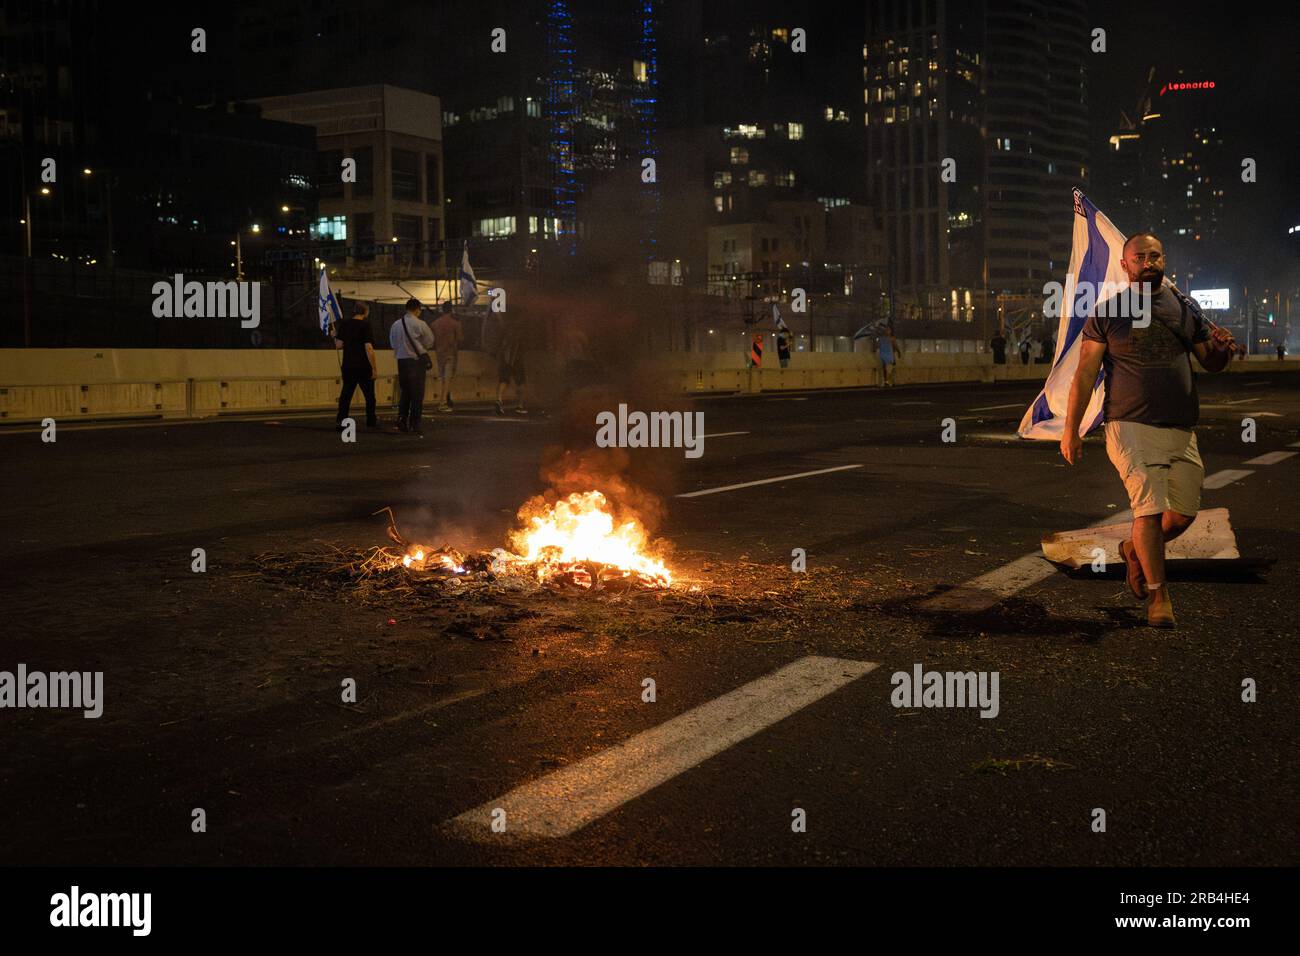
[2, 348, 1297, 424]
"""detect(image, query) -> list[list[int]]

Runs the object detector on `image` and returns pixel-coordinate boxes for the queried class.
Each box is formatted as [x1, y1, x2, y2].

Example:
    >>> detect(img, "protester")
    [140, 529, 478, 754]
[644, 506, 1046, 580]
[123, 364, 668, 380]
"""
[495, 313, 527, 415]
[388, 297, 435, 435]
[990, 331, 1008, 365]
[333, 302, 378, 430]
[1019, 337, 1033, 365]
[1277, 342, 1286, 360]
[878, 327, 899, 386]
[1061, 232, 1239, 628]
[432, 301, 463, 412]
[777, 328, 792, 368]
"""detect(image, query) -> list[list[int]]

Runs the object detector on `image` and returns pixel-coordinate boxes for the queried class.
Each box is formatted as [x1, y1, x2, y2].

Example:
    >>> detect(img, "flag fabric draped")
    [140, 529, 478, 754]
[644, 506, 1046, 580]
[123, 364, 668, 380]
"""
[1017, 189, 1121, 440]
[772, 303, 789, 332]
[318, 266, 342, 335]
[460, 243, 478, 306]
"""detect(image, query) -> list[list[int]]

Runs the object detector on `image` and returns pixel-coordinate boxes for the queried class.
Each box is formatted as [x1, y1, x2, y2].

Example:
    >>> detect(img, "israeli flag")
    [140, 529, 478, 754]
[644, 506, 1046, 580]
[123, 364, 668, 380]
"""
[1017, 189, 1119, 440]
[318, 266, 342, 336]
[460, 242, 478, 306]
[772, 302, 790, 332]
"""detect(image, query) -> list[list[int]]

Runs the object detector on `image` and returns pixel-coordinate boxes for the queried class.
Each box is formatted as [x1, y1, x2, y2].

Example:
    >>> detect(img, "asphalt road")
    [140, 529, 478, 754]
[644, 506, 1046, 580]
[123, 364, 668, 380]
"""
[1, 373, 1297, 866]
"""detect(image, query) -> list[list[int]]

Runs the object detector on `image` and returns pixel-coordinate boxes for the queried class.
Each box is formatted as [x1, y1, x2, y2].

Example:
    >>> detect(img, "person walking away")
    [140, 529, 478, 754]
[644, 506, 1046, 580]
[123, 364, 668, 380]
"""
[878, 327, 898, 386]
[432, 301, 463, 412]
[1061, 232, 1239, 628]
[1019, 337, 1033, 365]
[389, 297, 435, 435]
[333, 302, 379, 430]
[496, 313, 528, 415]
[1277, 342, 1286, 360]
[777, 328, 792, 368]
[990, 331, 1008, 365]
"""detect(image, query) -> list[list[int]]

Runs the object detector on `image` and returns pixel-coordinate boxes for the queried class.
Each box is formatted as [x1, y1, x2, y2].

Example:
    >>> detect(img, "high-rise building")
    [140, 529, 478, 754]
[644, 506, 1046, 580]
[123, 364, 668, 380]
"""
[864, 0, 985, 326]
[864, 0, 1090, 335]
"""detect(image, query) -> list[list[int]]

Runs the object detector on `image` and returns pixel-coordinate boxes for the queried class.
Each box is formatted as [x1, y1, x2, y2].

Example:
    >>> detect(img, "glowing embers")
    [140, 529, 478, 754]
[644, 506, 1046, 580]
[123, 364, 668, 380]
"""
[377, 492, 672, 592]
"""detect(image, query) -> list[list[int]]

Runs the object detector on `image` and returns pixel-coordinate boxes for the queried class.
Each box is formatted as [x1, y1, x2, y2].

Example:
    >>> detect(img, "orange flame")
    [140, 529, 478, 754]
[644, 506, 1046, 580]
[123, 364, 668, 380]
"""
[510, 491, 671, 587]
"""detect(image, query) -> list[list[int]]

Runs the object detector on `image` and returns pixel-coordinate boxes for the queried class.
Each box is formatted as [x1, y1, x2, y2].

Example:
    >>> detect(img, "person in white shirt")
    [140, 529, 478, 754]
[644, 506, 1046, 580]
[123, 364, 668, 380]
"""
[388, 298, 435, 434]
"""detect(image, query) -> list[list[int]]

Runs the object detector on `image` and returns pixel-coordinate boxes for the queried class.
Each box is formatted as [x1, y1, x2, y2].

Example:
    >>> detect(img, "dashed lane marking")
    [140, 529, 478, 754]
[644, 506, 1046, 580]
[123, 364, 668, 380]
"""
[1243, 451, 1297, 466]
[446, 656, 879, 841]
[1202, 469, 1255, 489]
[676, 464, 862, 498]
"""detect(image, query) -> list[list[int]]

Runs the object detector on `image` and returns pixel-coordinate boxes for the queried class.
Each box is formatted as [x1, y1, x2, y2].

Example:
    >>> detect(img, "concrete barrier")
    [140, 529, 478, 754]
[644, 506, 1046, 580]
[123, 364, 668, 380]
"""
[2, 348, 1297, 424]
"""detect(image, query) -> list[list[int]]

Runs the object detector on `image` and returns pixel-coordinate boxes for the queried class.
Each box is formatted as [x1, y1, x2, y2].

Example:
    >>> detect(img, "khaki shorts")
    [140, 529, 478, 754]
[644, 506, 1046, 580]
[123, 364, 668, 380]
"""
[1103, 420, 1203, 518]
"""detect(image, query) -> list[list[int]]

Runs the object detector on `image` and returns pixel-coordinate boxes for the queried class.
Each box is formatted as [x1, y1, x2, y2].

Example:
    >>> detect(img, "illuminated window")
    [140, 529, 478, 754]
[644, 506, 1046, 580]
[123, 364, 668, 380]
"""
[472, 216, 516, 238]
[714, 195, 724, 212]
[310, 215, 348, 241]
[748, 170, 768, 186]
[632, 60, 648, 83]
[788, 121, 803, 140]
[730, 146, 749, 164]
[713, 170, 732, 188]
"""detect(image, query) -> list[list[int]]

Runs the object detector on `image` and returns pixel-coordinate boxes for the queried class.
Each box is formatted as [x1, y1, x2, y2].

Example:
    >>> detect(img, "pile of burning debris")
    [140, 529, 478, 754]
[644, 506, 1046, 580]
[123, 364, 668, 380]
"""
[348, 491, 674, 595]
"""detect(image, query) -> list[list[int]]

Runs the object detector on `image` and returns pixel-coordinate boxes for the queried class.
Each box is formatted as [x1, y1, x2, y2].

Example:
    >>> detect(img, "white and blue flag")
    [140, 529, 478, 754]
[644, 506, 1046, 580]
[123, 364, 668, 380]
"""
[460, 242, 478, 306]
[773, 303, 789, 332]
[318, 266, 342, 336]
[1017, 189, 1120, 440]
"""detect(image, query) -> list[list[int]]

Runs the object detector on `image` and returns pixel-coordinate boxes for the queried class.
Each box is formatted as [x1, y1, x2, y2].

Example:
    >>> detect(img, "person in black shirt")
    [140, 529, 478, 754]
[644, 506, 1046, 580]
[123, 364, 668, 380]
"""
[333, 302, 379, 429]
[989, 331, 1007, 364]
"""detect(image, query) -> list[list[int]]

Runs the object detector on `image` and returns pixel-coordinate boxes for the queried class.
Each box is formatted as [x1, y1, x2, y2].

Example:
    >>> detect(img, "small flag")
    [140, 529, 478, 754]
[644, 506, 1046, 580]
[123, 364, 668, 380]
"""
[1017, 189, 1115, 440]
[773, 303, 789, 332]
[318, 266, 342, 335]
[853, 319, 888, 341]
[460, 242, 478, 306]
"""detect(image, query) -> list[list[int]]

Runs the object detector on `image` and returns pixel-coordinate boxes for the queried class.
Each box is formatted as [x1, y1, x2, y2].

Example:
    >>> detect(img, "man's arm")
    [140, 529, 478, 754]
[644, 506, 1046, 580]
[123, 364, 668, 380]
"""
[1192, 328, 1236, 372]
[1061, 339, 1106, 464]
[365, 342, 377, 378]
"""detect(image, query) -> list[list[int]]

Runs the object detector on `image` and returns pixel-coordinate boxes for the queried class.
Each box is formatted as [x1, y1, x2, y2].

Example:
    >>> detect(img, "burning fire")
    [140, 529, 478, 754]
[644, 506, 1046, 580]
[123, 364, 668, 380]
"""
[510, 491, 671, 588]
[378, 491, 672, 590]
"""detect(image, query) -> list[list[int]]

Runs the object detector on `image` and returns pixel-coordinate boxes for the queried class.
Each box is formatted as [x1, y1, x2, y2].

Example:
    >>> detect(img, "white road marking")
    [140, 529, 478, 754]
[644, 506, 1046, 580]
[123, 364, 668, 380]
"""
[1202, 469, 1254, 489]
[920, 510, 1132, 613]
[702, 431, 749, 439]
[1243, 451, 1297, 466]
[1212, 398, 1260, 406]
[966, 403, 1024, 412]
[890, 401, 934, 406]
[966, 432, 1023, 441]
[676, 464, 862, 498]
[919, 554, 1058, 613]
[1290, 441, 1300, 448]
[446, 656, 879, 841]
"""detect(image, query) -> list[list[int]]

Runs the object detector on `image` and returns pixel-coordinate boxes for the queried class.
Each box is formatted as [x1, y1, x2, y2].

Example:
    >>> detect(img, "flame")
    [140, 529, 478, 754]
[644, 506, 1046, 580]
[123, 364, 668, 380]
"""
[510, 491, 671, 587]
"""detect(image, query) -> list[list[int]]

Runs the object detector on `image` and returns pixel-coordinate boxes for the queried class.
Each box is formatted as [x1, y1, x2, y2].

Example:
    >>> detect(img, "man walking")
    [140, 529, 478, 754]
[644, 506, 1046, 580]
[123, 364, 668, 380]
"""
[333, 301, 379, 430]
[1061, 233, 1239, 627]
[990, 330, 1008, 365]
[495, 313, 528, 415]
[432, 301, 463, 412]
[389, 297, 435, 435]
